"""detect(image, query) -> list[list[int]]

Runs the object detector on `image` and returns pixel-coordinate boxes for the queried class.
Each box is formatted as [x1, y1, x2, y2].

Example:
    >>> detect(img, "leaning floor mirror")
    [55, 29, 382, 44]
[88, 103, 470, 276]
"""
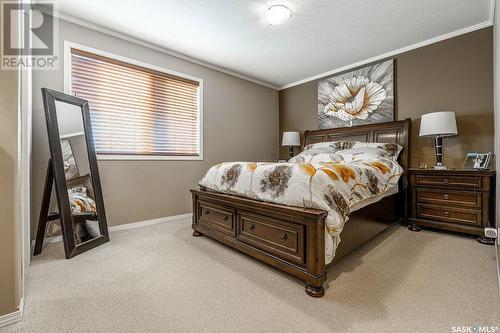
[34, 88, 109, 258]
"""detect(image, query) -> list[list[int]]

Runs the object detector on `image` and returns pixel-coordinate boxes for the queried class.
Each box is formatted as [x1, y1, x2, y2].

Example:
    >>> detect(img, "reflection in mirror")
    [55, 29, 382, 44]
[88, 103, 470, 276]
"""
[55, 100, 101, 244]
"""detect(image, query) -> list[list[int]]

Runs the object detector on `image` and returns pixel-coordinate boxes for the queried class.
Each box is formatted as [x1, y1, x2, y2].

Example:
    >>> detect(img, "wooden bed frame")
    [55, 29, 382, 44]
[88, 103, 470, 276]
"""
[191, 119, 411, 297]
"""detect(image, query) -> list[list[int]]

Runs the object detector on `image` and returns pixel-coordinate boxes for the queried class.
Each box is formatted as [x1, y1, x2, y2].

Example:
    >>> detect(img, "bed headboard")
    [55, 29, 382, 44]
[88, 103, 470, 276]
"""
[302, 119, 411, 173]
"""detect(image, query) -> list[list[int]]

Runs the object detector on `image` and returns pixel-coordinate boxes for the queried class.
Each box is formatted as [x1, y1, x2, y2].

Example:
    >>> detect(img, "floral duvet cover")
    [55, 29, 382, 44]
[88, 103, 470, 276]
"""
[199, 153, 403, 263]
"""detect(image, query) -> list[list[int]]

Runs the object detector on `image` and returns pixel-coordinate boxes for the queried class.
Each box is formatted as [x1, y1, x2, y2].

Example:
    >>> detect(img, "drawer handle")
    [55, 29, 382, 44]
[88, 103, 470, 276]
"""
[443, 178, 449, 184]
[248, 223, 255, 230]
[223, 216, 228, 221]
[204, 209, 210, 214]
[444, 211, 449, 217]
[444, 194, 449, 200]
[280, 233, 288, 241]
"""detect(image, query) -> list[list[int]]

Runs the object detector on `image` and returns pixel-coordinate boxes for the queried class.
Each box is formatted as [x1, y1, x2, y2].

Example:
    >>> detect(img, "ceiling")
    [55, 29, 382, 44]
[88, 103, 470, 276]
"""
[48, 0, 493, 89]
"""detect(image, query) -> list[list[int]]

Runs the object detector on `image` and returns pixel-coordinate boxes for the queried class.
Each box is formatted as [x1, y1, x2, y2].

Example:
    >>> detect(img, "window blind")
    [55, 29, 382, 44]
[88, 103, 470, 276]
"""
[70, 48, 201, 157]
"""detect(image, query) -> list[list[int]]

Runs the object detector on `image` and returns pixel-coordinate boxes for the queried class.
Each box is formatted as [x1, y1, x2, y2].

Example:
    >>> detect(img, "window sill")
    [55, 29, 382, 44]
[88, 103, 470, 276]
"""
[96, 155, 204, 161]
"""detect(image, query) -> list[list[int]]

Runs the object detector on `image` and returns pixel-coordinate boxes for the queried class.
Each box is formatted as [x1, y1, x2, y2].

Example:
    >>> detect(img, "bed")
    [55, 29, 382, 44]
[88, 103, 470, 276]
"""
[191, 119, 410, 297]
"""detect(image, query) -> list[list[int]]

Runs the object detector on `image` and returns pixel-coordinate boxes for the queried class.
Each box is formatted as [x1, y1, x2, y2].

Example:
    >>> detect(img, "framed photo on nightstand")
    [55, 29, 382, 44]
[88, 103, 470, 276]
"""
[464, 152, 492, 170]
[473, 153, 492, 169]
[463, 152, 478, 169]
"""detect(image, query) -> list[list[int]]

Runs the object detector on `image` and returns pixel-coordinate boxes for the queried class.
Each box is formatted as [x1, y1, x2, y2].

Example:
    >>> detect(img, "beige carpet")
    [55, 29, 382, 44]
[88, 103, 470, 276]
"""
[3, 217, 499, 332]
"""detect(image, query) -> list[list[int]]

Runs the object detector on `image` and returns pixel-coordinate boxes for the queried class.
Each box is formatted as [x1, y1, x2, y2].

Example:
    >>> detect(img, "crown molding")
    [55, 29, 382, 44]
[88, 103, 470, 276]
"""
[34, 5, 280, 90]
[278, 19, 494, 90]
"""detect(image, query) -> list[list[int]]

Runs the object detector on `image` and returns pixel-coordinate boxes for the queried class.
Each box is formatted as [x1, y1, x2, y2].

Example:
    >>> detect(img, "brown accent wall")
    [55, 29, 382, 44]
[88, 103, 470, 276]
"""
[31, 19, 279, 237]
[279, 28, 494, 168]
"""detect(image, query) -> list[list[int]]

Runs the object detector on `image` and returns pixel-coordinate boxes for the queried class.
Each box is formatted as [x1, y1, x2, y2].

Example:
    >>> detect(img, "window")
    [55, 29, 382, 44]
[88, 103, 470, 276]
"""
[69, 46, 202, 159]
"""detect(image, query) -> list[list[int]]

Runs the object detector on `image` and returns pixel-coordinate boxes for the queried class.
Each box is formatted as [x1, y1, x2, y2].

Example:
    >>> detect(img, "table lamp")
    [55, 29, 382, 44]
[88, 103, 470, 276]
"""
[282, 131, 300, 158]
[419, 111, 458, 170]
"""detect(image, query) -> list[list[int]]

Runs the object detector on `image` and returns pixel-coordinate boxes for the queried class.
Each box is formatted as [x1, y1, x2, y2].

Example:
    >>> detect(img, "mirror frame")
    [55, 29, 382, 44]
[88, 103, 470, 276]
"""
[42, 88, 109, 258]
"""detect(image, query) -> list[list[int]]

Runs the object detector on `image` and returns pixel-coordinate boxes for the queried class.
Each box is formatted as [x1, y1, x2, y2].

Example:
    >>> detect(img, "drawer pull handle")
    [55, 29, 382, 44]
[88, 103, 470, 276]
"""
[280, 233, 288, 241]
[204, 209, 210, 214]
[443, 178, 449, 184]
[444, 211, 449, 217]
[223, 216, 228, 221]
[248, 223, 255, 230]
[444, 194, 449, 200]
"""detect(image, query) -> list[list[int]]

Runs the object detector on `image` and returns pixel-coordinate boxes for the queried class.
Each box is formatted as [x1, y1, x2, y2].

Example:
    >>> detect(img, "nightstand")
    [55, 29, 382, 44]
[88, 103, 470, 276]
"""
[408, 168, 495, 244]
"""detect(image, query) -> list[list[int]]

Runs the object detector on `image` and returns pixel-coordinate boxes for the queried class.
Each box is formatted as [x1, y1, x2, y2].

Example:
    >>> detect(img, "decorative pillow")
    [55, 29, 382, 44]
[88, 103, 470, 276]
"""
[289, 146, 337, 163]
[303, 141, 338, 151]
[296, 153, 345, 164]
[68, 187, 97, 214]
[349, 142, 403, 161]
[296, 141, 403, 162]
[334, 148, 387, 163]
[85, 220, 100, 237]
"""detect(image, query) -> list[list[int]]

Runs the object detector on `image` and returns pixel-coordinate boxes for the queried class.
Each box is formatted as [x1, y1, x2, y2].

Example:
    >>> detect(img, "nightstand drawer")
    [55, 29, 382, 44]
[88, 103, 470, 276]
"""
[416, 188, 481, 208]
[416, 204, 481, 226]
[415, 175, 481, 188]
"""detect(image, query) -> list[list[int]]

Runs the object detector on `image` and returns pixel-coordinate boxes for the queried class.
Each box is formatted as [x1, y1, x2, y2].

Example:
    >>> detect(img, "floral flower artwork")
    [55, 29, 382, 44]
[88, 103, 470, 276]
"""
[318, 60, 394, 129]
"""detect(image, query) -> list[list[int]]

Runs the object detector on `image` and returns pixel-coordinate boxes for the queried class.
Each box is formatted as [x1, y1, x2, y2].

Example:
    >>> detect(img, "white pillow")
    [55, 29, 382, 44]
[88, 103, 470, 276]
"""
[334, 148, 387, 163]
[348, 142, 403, 161]
[289, 146, 337, 163]
[303, 141, 338, 151]
[296, 153, 345, 164]
[301, 141, 402, 161]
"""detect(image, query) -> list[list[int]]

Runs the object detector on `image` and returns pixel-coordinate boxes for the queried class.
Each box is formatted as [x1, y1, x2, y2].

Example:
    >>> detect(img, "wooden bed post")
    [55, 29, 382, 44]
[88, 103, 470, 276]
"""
[304, 216, 326, 297]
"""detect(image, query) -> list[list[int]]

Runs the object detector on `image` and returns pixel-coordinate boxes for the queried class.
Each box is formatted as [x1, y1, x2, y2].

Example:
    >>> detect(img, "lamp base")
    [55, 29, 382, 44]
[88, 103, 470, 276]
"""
[432, 137, 447, 170]
[432, 163, 448, 170]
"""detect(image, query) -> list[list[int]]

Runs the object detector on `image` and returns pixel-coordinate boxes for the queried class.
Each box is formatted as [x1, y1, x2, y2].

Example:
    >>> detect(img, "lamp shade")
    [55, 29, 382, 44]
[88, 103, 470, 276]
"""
[282, 131, 300, 146]
[419, 111, 458, 137]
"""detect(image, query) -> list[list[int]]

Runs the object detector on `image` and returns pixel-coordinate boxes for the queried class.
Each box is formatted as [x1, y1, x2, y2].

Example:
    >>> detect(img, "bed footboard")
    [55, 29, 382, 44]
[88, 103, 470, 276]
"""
[191, 187, 328, 297]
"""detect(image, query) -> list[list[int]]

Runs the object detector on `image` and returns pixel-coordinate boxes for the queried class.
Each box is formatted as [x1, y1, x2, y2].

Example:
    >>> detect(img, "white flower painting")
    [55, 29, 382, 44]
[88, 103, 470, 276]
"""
[318, 60, 394, 129]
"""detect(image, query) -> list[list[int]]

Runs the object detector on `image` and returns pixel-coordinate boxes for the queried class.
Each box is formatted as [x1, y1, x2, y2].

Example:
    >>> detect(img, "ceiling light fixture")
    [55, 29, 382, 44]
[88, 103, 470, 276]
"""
[266, 4, 292, 25]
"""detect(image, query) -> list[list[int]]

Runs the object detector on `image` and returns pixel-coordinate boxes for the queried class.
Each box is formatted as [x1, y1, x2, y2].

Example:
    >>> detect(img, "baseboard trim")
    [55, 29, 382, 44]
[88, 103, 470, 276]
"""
[31, 213, 193, 249]
[0, 298, 24, 328]
[109, 213, 192, 232]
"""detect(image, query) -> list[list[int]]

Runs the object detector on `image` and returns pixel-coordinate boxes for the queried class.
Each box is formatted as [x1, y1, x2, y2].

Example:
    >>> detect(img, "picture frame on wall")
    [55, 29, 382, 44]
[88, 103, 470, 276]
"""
[317, 59, 395, 129]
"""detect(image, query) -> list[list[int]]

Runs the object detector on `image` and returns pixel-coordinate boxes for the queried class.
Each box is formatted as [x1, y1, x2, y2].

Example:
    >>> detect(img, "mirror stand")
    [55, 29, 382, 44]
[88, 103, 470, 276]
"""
[33, 159, 59, 256]
[33, 159, 101, 256]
